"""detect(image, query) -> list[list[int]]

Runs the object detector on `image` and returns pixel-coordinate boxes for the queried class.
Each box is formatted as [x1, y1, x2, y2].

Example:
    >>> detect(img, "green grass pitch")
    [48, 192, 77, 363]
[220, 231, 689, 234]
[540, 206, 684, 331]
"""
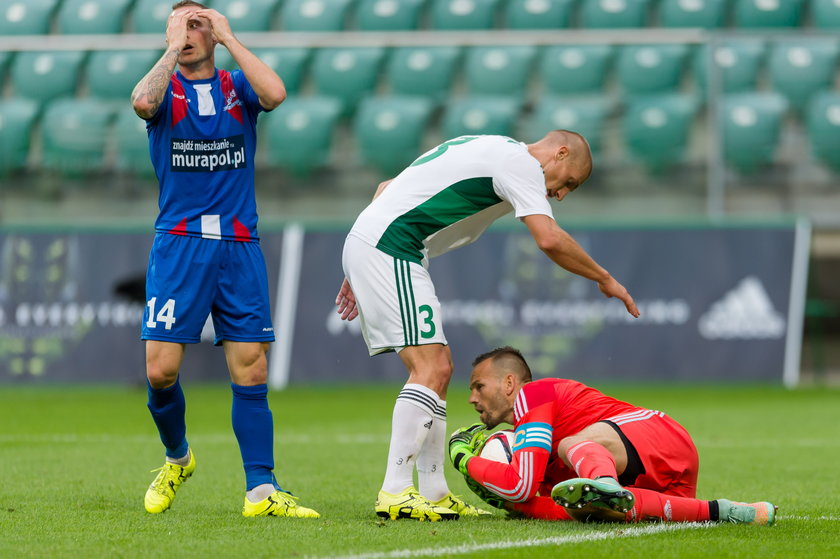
[1, 383, 838, 558]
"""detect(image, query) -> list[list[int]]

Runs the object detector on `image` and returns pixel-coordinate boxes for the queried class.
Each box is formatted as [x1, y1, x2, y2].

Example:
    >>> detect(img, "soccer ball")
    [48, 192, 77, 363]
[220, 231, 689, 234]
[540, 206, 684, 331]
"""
[478, 429, 514, 463]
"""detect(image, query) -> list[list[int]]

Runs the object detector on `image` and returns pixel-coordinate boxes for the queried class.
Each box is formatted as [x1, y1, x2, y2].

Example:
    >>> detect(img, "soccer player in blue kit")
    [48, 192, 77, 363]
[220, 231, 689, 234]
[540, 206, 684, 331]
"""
[131, 1, 319, 518]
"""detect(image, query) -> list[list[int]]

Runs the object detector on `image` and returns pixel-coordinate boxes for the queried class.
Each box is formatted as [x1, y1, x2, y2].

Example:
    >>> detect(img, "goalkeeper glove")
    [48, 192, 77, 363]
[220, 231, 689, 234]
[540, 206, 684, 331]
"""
[448, 422, 487, 476]
[464, 474, 507, 510]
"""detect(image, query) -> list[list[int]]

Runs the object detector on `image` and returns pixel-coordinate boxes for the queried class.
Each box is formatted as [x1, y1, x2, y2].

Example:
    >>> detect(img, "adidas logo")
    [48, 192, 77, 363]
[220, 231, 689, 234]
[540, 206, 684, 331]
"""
[698, 276, 785, 340]
[423, 420, 433, 430]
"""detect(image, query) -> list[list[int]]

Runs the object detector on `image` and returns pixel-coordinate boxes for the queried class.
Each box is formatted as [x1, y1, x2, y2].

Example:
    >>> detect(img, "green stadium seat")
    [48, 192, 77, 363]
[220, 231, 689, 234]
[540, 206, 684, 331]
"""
[658, 0, 727, 27]
[386, 46, 460, 102]
[130, 0, 172, 33]
[354, 96, 434, 174]
[209, 0, 280, 31]
[721, 92, 788, 173]
[505, 0, 574, 28]
[214, 49, 237, 70]
[524, 96, 614, 153]
[41, 98, 115, 175]
[430, 0, 501, 29]
[311, 47, 385, 114]
[768, 40, 840, 111]
[616, 44, 689, 95]
[464, 46, 537, 98]
[693, 40, 765, 95]
[11, 51, 87, 104]
[580, 0, 650, 28]
[442, 96, 520, 138]
[812, 0, 840, 28]
[113, 105, 155, 177]
[540, 45, 614, 95]
[733, 0, 803, 27]
[0, 98, 39, 174]
[354, 0, 425, 30]
[621, 94, 698, 171]
[263, 96, 342, 174]
[0, 51, 10, 89]
[806, 92, 840, 171]
[56, 0, 132, 34]
[86, 50, 162, 101]
[0, 0, 58, 35]
[253, 48, 310, 94]
[280, 0, 354, 31]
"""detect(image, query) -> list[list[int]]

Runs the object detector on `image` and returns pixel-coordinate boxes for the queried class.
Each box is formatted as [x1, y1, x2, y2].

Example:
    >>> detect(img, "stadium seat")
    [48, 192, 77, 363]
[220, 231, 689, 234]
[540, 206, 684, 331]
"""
[732, 0, 803, 27]
[0, 98, 39, 174]
[11, 51, 87, 104]
[86, 50, 162, 101]
[40, 98, 115, 175]
[442, 96, 520, 138]
[0, 0, 58, 35]
[0, 51, 9, 88]
[658, 0, 727, 28]
[806, 92, 840, 171]
[464, 46, 537, 99]
[113, 105, 155, 177]
[768, 39, 840, 111]
[693, 40, 765, 95]
[263, 96, 342, 174]
[311, 47, 386, 114]
[621, 94, 698, 171]
[354, 0, 426, 30]
[524, 96, 614, 153]
[56, 0, 132, 34]
[208, 0, 281, 31]
[720, 92, 788, 173]
[386, 46, 460, 102]
[129, 0, 171, 33]
[354, 96, 434, 174]
[429, 0, 501, 29]
[505, 0, 574, 28]
[616, 44, 689, 95]
[214, 49, 237, 70]
[253, 48, 310, 94]
[580, 0, 650, 28]
[812, 0, 840, 28]
[539, 45, 614, 95]
[280, 0, 354, 31]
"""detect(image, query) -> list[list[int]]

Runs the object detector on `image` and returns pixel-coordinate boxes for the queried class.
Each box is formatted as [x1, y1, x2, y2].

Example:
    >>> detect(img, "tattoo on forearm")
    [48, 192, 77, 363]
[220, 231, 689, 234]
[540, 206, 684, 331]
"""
[131, 49, 180, 115]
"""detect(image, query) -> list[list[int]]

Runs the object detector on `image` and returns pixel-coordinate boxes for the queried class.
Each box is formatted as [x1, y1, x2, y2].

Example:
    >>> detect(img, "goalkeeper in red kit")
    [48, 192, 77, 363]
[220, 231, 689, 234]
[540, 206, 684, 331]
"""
[448, 347, 777, 525]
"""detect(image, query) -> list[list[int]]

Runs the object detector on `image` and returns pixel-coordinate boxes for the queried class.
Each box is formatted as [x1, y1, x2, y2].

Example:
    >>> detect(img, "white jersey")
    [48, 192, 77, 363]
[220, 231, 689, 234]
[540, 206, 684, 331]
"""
[348, 135, 553, 264]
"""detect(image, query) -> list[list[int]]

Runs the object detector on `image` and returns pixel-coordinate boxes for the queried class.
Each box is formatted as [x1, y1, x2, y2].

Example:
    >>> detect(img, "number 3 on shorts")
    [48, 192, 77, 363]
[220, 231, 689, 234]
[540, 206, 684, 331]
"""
[146, 297, 177, 330]
[418, 304, 436, 339]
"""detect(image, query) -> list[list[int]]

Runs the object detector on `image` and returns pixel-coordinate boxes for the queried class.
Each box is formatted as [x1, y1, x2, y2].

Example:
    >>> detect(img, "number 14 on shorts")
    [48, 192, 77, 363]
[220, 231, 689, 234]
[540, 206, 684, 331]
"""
[146, 297, 177, 330]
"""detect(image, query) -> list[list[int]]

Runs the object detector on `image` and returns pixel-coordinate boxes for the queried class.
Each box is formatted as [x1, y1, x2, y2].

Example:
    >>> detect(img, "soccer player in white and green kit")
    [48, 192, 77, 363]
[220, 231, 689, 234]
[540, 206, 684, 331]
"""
[335, 131, 640, 521]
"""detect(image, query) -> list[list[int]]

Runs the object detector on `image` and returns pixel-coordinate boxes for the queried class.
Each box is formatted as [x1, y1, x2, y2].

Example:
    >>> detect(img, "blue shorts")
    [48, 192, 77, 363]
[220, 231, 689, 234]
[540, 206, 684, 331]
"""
[141, 234, 275, 345]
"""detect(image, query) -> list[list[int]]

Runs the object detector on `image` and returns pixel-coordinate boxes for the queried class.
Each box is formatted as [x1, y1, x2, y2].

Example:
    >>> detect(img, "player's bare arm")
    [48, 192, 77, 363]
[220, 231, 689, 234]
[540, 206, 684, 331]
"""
[335, 278, 358, 321]
[372, 179, 394, 200]
[523, 214, 640, 318]
[131, 10, 193, 119]
[195, 8, 286, 110]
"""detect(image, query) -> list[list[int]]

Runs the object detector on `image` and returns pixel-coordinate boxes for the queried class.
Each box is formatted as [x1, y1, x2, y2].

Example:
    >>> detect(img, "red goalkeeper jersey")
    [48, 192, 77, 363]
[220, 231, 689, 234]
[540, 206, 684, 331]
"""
[467, 378, 645, 503]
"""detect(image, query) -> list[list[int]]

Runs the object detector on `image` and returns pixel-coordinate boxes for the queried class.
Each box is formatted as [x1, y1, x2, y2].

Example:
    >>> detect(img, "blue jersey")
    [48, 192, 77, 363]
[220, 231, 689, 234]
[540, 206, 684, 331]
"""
[146, 69, 265, 242]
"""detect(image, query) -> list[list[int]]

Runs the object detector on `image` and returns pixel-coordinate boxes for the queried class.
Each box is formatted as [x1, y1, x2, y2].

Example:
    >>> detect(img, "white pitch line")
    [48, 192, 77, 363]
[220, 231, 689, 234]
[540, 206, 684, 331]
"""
[779, 515, 840, 522]
[318, 522, 714, 559]
[0, 433, 390, 445]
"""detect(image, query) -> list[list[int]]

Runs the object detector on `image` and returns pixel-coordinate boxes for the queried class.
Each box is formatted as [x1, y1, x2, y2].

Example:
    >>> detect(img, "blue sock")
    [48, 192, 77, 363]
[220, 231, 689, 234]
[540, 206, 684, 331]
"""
[231, 383, 275, 490]
[147, 378, 188, 459]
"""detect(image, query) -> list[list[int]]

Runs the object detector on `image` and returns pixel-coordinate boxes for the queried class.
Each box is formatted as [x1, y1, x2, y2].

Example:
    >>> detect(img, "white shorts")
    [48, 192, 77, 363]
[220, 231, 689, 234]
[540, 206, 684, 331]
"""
[342, 234, 448, 355]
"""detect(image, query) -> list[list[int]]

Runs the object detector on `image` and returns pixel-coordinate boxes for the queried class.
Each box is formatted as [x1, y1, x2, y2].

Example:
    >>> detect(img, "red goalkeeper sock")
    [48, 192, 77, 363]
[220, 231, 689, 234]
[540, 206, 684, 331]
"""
[566, 440, 618, 480]
[625, 488, 711, 523]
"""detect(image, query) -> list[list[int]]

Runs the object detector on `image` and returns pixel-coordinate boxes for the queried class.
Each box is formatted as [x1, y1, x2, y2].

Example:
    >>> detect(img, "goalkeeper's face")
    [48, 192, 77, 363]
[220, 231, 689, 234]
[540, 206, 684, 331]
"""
[468, 361, 515, 429]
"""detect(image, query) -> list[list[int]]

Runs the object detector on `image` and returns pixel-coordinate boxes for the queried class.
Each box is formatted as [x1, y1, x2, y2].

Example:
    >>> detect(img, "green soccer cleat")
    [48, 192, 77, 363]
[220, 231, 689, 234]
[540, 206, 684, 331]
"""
[144, 450, 196, 514]
[242, 490, 321, 518]
[551, 477, 634, 523]
[717, 499, 777, 526]
[431, 493, 493, 517]
[375, 487, 460, 521]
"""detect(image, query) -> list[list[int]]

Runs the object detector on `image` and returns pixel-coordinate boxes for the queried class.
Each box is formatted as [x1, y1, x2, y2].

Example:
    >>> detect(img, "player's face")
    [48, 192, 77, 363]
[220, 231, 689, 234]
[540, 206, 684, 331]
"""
[468, 361, 512, 429]
[175, 9, 214, 66]
[543, 147, 590, 201]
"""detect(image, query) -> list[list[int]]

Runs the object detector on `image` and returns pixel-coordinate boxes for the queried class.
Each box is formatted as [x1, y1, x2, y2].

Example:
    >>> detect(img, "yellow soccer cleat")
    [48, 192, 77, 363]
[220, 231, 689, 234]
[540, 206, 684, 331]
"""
[144, 450, 196, 514]
[375, 487, 460, 521]
[431, 493, 493, 517]
[242, 490, 321, 518]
